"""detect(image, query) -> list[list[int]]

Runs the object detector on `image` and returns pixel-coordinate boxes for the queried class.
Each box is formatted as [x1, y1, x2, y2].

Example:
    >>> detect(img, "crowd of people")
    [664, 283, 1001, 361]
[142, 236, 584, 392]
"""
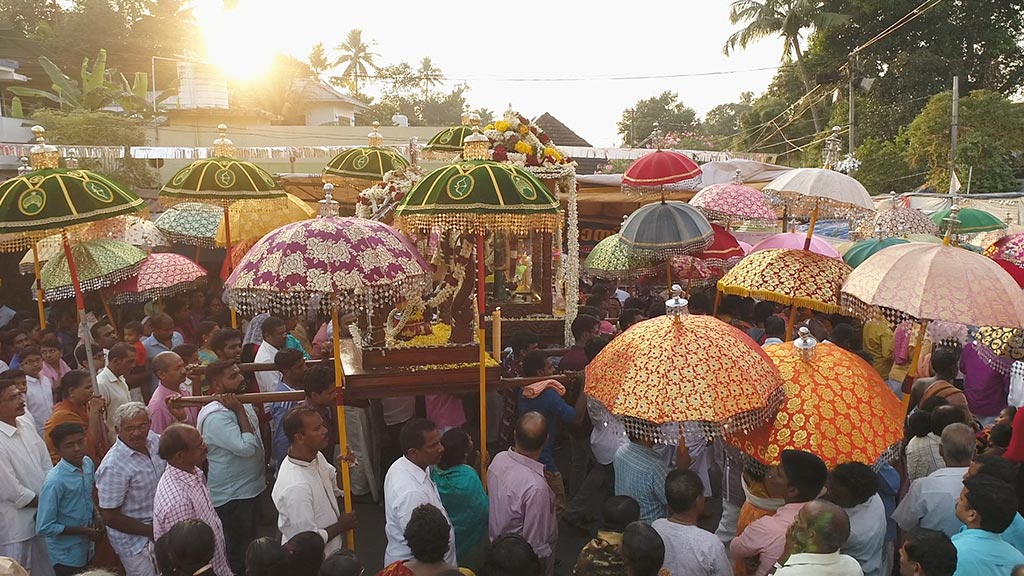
[1, 279, 1024, 576]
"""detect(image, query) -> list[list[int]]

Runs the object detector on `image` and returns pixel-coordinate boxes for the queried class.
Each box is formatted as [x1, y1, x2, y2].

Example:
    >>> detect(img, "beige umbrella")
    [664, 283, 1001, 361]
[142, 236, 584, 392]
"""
[764, 168, 874, 250]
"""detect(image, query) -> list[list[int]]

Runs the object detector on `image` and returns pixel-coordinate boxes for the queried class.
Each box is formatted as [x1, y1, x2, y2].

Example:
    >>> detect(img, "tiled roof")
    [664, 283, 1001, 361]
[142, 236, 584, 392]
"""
[534, 112, 592, 147]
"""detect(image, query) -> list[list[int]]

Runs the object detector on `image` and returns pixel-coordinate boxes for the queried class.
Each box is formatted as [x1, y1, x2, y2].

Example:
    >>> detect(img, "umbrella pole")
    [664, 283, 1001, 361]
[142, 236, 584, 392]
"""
[477, 231, 488, 488]
[61, 231, 98, 387]
[785, 305, 798, 341]
[903, 319, 931, 410]
[225, 210, 238, 329]
[331, 301, 355, 550]
[665, 258, 672, 288]
[32, 242, 46, 329]
[803, 201, 820, 251]
[100, 289, 117, 333]
[712, 291, 722, 317]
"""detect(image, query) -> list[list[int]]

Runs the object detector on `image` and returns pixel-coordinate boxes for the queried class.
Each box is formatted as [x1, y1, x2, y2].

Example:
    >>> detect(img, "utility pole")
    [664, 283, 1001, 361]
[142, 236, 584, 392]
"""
[848, 53, 856, 158]
[951, 76, 959, 177]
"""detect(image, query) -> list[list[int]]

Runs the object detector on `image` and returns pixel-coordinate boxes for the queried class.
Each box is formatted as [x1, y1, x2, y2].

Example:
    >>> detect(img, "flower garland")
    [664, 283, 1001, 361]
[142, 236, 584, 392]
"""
[355, 165, 425, 220]
[483, 109, 577, 179]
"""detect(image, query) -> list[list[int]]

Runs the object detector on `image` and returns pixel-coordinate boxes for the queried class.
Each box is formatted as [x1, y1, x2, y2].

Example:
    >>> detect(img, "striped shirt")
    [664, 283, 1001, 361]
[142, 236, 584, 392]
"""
[153, 466, 233, 576]
[614, 442, 670, 524]
[96, 433, 166, 555]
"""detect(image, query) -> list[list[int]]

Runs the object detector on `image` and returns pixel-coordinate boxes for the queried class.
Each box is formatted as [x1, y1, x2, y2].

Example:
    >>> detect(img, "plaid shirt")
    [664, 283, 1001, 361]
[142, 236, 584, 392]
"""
[153, 466, 233, 576]
[96, 433, 166, 555]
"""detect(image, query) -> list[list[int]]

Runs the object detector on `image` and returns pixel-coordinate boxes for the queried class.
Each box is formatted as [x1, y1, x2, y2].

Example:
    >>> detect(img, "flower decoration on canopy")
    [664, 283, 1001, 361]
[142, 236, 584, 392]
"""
[482, 108, 576, 178]
[355, 165, 425, 220]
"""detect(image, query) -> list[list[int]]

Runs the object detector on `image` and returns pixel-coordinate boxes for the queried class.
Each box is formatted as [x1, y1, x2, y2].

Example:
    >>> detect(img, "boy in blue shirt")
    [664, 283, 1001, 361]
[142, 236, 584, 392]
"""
[36, 423, 104, 576]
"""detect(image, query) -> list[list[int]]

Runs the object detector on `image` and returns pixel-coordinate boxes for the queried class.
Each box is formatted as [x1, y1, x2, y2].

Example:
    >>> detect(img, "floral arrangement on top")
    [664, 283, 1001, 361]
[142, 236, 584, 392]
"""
[355, 164, 425, 219]
[482, 109, 577, 178]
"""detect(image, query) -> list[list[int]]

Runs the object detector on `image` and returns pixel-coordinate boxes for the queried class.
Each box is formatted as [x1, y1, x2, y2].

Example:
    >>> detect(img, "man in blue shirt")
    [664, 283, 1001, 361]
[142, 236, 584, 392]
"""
[517, 350, 586, 517]
[142, 314, 184, 401]
[951, 474, 1024, 576]
[36, 423, 103, 576]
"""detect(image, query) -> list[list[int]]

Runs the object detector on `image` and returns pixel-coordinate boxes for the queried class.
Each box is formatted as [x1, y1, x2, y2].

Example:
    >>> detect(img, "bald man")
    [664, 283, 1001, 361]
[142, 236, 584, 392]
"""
[146, 352, 194, 432]
[774, 500, 864, 575]
[488, 412, 558, 576]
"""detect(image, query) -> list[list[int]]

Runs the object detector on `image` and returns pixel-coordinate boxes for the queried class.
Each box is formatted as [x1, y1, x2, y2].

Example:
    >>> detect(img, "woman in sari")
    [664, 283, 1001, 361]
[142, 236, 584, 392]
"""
[43, 369, 110, 464]
[431, 429, 488, 570]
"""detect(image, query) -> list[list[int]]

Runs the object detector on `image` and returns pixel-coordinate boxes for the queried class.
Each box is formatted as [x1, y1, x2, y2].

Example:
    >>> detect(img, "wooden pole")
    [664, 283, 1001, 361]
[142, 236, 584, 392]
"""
[61, 230, 98, 388]
[665, 258, 672, 288]
[802, 201, 820, 251]
[100, 289, 118, 333]
[32, 242, 46, 329]
[477, 231, 488, 486]
[332, 302, 354, 549]
[225, 209, 238, 329]
[903, 319, 931, 410]
[785, 305, 798, 341]
[492, 308, 502, 362]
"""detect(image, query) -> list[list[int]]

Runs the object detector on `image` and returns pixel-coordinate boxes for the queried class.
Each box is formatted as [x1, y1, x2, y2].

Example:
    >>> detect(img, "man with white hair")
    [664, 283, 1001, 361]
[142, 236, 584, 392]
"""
[96, 402, 166, 576]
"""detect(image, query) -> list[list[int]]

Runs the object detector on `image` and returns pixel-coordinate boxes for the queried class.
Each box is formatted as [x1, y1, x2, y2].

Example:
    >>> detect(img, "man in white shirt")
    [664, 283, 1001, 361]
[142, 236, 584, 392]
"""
[96, 343, 136, 439]
[824, 462, 886, 576]
[254, 316, 288, 393]
[774, 500, 863, 575]
[20, 347, 52, 437]
[0, 375, 55, 576]
[893, 423, 975, 537]
[383, 418, 456, 567]
[273, 406, 357, 556]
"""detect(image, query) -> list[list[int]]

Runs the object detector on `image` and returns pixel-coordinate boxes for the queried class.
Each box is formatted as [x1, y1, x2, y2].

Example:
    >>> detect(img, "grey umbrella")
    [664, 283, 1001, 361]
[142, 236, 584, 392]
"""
[618, 200, 714, 256]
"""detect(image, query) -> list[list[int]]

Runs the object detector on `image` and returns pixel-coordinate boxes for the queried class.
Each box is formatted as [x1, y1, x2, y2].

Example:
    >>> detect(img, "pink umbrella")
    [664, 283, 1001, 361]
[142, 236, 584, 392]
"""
[750, 232, 841, 259]
[109, 253, 208, 304]
[738, 241, 753, 254]
[689, 182, 777, 225]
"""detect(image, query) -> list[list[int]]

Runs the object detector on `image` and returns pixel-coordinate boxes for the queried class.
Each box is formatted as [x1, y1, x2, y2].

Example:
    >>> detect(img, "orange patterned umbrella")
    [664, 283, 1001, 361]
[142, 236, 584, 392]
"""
[727, 338, 904, 469]
[585, 314, 784, 439]
[718, 248, 852, 313]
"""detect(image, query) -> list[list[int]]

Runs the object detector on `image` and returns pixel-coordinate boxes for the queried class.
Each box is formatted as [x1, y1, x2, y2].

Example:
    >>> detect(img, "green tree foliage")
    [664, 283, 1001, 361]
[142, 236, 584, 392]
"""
[701, 92, 754, 149]
[416, 57, 443, 97]
[360, 60, 466, 126]
[851, 138, 922, 195]
[307, 42, 329, 81]
[904, 90, 1024, 193]
[617, 91, 698, 147]
[31, 109, 157, 189]
[332, 29, 379, 93]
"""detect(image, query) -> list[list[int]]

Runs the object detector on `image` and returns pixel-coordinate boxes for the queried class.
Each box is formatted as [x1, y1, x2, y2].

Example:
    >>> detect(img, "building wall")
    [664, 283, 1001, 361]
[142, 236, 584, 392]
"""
[305, 103, 358, 127]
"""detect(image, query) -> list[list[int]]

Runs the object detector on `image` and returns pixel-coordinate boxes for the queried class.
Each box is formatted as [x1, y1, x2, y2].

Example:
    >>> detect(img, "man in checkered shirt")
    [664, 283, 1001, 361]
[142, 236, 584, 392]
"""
[96, 402, 166, 576]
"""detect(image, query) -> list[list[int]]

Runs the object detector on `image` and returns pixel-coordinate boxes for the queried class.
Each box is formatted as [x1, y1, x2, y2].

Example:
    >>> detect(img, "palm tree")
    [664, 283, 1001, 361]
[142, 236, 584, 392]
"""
[307, 42, 329, 82]
[416, 57, 443, 97]
[723, 0, 847, 133]
[333, 29, 379, 94]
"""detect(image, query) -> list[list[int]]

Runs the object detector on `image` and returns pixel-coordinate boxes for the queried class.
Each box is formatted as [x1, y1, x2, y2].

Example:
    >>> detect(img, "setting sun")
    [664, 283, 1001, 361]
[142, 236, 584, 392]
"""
[197, 2, 278, 81]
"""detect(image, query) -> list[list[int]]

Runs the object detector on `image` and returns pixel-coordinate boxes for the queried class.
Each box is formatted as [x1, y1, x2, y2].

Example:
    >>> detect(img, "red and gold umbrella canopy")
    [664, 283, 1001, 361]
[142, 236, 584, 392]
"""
[718, 248, 852, 313]
[692, 223, 744, 274]
[621, 150, 701, 194]
[585, 314, 784, 439]
[727, 341, 904, 468]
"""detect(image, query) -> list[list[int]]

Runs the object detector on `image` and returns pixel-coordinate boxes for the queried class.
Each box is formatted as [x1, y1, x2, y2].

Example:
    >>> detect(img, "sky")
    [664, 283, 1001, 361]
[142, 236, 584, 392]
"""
[192, 0, 785, 147]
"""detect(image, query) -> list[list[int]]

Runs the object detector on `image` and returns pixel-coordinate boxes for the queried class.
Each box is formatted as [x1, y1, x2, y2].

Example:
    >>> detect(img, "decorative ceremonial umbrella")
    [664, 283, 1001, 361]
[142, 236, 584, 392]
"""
[873, 205, 939, 237]
[930, 207, 1007, 234]
[984, 233, 1024, 269]
[87, 215, 169, 249]
[583, 233, 658, 280]
[322, 122, 410, 190]
[993, 258, 1024, 288]
[621, 149, 701, 195]
[40, 238, 146, 320]
[727, 337, 904, 469]
[763, 168, 874, 248]
[974, 326, 1024, 375]
[395, 141, 561, 483]
[109, 253, 208, 305]
[689, 174, 777, 225]
[692, 224, 744, 274]
[738, 240, 753, 254]
[155, 203, 223, 248]
[0, 127, 146, 347]
[719, 248, 852, 338]
[750, 232, 842, 260]
[159, 125, 286, 327]
[585, 313, 784, 439]
[668, 255, 719, 289]
[225, 199, 432, 547]
[423, 123, 474, 162]
[214, 193, 316, 246]
[619, 200, 714, 286]
[842, 238, 909, 269]
[220, 238, 259, 281]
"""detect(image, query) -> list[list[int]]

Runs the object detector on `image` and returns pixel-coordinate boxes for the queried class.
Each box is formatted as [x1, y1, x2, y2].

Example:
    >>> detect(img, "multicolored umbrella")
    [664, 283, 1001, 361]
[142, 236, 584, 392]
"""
[692, 224, 745, 274]
[930, 207, 1007, 234]
[689, 181, 777, 225]
[109, 253, 208, 304]
[727, 339, 904, 469]
[583, 233, 658, 280]
[718, 248, 852, 314]
[621, 149, 701, 195]
[585, 314, 784, 439]
[155, 203, 223, 248]
[40, 239, 147, 301]
[750, 232, 842, 260]
[842, 238, 909, 269]
[668, 255, 719, 288]
[974, 326, 1024, 375]
[763, 168, 874, 220]
[984, 233, 1024, 269]
[323, 122, 410, 190]
[873, 206, 938, 237]
[214, 193, 316, 246]
[618, 200, 714, 256]
[841, 242, 1024, 328]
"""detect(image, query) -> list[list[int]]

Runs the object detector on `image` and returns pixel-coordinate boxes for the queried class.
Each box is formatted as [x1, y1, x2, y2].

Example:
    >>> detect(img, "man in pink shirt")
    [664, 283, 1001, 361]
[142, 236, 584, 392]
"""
[146, 352, 193, 433]
[730, 449, 828, 576]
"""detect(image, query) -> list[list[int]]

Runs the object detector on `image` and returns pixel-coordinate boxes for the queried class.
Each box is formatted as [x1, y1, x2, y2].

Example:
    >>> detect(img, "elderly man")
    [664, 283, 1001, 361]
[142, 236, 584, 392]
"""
[96, 343, 137, 438]
[153, 423, 232, 576]
[273, 406, 357, 556]
[198, 360, 265, 576]
[146, 352, 193, 433]
[893, 423, 975, 537]
[96, 402, 166, 576]
[254, 316, 288, 393]
[774, 500, 863, 575]
[824, 462, 886, 576]
[488, 412, 558, 576]
[951, 475, 1024, 576]
[0, 372, 54, 576]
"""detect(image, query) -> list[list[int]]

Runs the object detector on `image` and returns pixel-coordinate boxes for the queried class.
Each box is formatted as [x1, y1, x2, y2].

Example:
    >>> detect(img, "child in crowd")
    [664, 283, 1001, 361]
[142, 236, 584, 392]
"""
[123, 321, 148, 368]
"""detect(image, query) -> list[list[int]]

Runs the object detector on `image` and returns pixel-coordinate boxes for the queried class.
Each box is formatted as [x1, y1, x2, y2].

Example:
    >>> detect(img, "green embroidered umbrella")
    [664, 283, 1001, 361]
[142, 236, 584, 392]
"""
[423, 124, 474, 161]
[842, 237, 909, 269]
[930, 207, 1007, 234]
[40, 238, 147, 301]
[322, 122, 410, 190]
[583, 233, 658, 280]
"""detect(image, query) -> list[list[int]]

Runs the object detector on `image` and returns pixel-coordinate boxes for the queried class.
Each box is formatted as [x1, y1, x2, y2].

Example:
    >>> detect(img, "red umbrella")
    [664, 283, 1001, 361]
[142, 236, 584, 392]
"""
[693, 224, 744, 274]
[994, 258, 1024, 288]
[622, 149, 701, 194]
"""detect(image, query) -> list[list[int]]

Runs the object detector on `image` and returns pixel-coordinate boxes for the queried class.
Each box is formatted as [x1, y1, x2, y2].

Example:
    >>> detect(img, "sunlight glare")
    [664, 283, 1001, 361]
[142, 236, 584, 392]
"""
[200, 3, 277, 82]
